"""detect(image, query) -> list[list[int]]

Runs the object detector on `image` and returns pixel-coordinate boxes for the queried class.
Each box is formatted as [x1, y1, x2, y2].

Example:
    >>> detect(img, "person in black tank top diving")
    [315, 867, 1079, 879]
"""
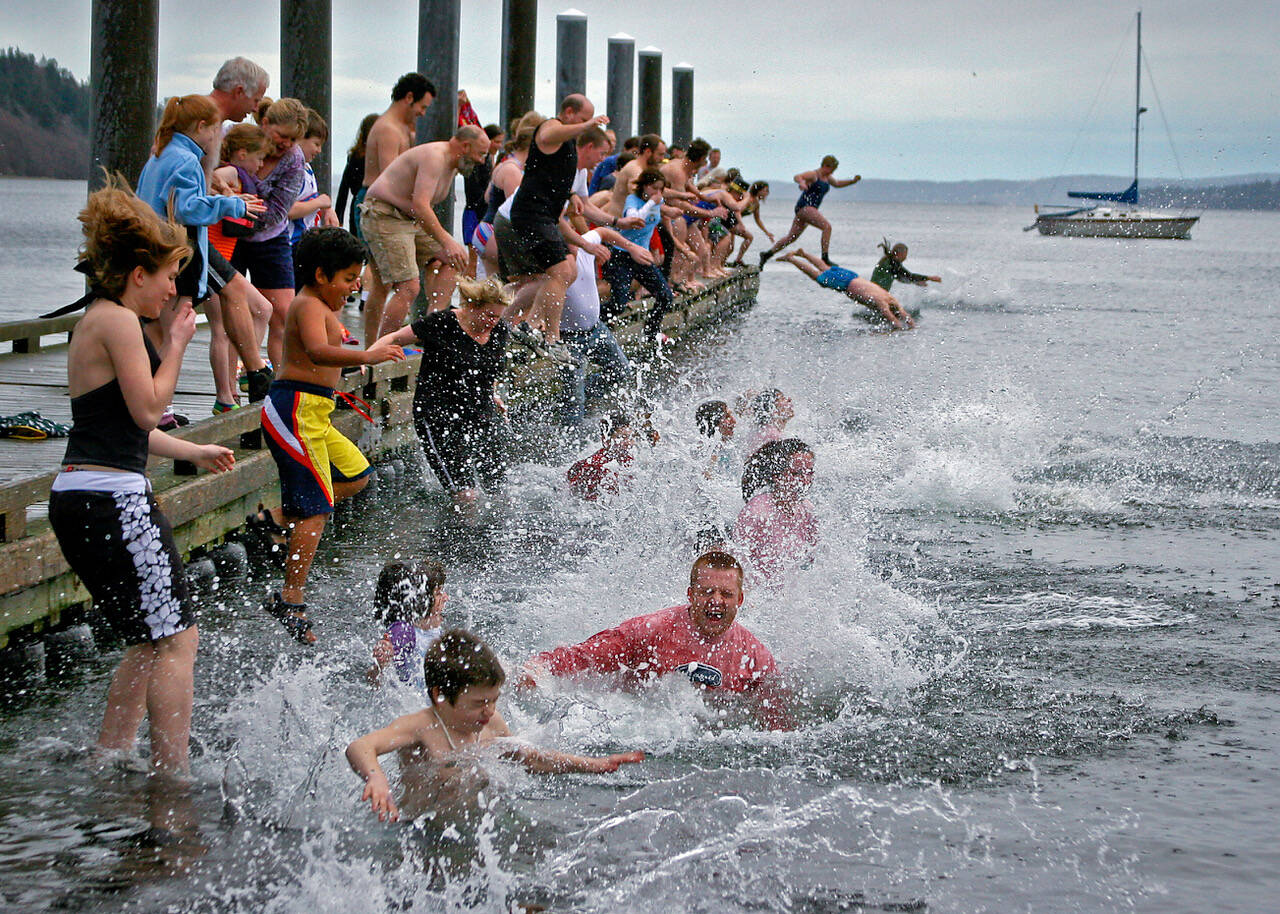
[492, 93, 611, 366]
[48, 178, 235, 775]
[759, 155, 860, 268]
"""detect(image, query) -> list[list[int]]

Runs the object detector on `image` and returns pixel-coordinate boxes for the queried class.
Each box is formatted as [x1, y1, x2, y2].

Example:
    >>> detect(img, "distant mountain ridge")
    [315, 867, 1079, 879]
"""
[818, 174, 1280, 210]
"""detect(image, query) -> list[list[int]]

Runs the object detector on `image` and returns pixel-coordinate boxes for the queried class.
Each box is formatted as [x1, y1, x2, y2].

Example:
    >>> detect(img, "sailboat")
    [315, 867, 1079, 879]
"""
[1033, 11, 1199, 240]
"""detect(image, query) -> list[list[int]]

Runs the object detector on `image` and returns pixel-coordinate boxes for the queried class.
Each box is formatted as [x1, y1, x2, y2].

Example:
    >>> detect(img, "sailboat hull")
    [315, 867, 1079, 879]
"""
[1034, 211, 1198, 239]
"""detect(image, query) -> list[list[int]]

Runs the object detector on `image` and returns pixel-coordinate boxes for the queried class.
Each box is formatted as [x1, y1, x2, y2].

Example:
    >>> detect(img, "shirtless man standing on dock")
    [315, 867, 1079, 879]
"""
[362, 126, 491, 334]
[360, 73, 435, 345]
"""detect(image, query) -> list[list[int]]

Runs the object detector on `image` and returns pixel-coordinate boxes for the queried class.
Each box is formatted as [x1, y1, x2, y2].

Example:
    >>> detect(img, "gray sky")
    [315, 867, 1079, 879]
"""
[4, 0, 1277, 183]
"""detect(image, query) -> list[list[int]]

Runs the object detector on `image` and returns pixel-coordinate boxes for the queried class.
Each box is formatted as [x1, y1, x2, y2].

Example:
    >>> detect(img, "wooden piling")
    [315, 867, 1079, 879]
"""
[500, 0, 537, 131]
[672, 63, 694, 149]
[280, 0, 332, 195]
[88, 0, 159, 190]
[556, 9, 588, 104]
[418, 0, 462, 227]
[606, 33, 635, 142]
[637, 47, 663, 139]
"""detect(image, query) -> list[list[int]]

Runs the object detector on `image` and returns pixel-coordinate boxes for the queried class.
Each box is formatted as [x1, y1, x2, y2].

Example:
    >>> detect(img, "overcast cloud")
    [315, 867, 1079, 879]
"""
[3, 0, 1276, 183]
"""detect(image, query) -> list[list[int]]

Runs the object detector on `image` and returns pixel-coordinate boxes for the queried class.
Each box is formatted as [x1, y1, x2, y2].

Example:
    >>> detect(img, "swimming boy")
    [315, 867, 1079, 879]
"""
[260, 227, 405, 642]
[779, 248, 916, 330]
[346, 629, 645, 822]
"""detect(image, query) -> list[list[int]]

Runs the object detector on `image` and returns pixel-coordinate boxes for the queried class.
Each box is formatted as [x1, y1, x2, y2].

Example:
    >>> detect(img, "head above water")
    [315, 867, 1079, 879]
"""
[741, 438, 814, 502]
[423, 629, 506, 706]
[375, 559, 446, 625]
[695, 399, 733, 438]
[687, 551, 746, 641]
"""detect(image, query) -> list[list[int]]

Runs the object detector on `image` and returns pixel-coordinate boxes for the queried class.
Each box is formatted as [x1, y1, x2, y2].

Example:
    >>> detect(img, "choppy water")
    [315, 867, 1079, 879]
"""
[1, 179, 1278, 912]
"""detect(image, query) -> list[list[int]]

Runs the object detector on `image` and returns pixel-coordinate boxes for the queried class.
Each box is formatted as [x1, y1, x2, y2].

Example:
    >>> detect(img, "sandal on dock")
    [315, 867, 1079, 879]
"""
[263, 591, 317, 644]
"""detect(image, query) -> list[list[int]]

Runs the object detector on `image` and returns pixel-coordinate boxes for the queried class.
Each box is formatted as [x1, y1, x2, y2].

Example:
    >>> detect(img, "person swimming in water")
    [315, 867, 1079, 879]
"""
[368, 559, 448, 688]
[870, 238, 941, 292]
[758, 155, 859, 268]
[778, 248, 916, 330]
[347, 629, 645, 823]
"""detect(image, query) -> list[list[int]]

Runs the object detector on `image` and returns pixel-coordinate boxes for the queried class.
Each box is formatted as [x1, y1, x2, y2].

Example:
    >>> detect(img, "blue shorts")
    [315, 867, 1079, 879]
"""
[815, 266, 857, 290]
[232, 231, 295, 290]
[262, 379, 372, 518]
[462, 208, 481, 246]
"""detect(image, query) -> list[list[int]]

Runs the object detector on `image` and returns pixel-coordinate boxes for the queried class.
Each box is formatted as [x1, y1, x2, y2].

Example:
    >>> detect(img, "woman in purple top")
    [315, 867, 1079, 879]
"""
[231, 98, 308, 369]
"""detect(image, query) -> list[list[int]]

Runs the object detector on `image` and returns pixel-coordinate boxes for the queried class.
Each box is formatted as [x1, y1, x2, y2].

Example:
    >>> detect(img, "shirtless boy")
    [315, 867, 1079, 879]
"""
[346, 629, 645, 822]
[779, 247, 916, 330]
[260, 228, 405, 642]
[361, 125, 490, 336]
[360, 73, 436, 344]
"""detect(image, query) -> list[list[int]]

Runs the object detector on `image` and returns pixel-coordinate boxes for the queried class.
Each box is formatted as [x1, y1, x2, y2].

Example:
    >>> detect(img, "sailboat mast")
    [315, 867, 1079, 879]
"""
[1133, 10, 1142, 197]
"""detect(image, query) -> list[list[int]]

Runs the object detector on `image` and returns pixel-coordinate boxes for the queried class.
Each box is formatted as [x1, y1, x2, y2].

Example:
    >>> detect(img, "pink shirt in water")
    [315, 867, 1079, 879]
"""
[734, 491, 819, 579]
[744, 425, 783, 458]
[535, 604, 777, 693]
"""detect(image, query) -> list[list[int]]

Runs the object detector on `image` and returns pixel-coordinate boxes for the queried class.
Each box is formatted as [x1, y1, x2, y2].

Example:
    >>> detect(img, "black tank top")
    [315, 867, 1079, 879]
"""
[509, 121, 577, 227]
[62, 315, 163, 474]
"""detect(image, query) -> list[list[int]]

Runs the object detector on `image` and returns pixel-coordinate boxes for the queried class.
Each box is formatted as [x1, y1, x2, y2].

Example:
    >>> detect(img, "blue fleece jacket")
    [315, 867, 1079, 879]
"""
[137, 132, 246, 297]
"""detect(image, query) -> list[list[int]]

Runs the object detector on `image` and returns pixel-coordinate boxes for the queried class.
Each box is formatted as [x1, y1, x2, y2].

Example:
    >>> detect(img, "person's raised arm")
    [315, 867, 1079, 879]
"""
[346, 713, 429, 822]
[108, 302, 194, 430]
[580, 195, 643, 230]
[535, 114, 610, 151]
[829, 174, 861, 188]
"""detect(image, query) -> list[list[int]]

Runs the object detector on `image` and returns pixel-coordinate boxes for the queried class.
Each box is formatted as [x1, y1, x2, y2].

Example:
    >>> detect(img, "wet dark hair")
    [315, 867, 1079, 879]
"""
[686, 138, 711, 165]
[393, 73, 435, 103]
[749, 388, 784, 425]
[690, 549, 744, 587]
[294, 226, 366, 286]
[634, 167, 665, 196]
[741, 438, 813, 501]
[374, 559, 446, 625]
[878, 237, 908, 258]
[695, 400, 730, 437]
[601, 411, 632, 439]
[423, 629, 506, 704]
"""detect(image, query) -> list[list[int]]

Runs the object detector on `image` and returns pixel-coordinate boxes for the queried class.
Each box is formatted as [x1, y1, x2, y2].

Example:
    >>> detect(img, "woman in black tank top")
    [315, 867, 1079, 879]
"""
[48, 180, 234, 775]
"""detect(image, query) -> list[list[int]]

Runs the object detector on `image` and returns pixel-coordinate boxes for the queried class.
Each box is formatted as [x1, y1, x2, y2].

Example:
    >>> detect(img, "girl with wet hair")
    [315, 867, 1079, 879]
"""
[735, 438, 818, 580]
[49, 179, 235, 773]
[370, 560, 450, 688]
[870, 238, 942, 292]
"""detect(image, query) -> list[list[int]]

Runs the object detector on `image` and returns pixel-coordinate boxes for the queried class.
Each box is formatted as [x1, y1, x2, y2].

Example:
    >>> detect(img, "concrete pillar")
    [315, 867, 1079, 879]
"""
[672, 63, 694, 149]
[89, 0, 158, 191]
[500, 0, 537, 131]
[606, 33, 635, 142]
[281, 0, 332, 195]
[556, 9, 588, 104]
[418, 0, 461, 227]
[637, 46, 662, 139]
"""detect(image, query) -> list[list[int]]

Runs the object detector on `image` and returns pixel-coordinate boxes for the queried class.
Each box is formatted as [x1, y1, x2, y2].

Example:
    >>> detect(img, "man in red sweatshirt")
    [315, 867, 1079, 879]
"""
[518, 551, 791, 728]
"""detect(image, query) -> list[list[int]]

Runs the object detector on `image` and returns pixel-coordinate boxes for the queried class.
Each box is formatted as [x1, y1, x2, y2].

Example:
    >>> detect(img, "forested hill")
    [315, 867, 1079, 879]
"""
[0, 48, 90, 179]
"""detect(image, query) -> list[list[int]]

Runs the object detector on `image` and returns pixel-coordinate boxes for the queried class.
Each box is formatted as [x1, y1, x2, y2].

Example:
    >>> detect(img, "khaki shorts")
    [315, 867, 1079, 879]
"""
[359, 196, 445, 285]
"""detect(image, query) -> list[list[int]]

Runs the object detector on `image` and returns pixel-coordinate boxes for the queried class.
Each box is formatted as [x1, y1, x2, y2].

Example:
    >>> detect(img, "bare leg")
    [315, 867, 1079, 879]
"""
[261, 288, 294, 371]
[377, 278, 422, 337]
[527, 257, 576, 342]
[220, 274, 270, 372]
[363, 266, 388, 347]
[203, 296, 237, 406]
[763, 212, 807, 259]
[98, 644, 154, 754]
[422, 261, 457, 313]
[145, 626, 198, 773]
[779, 250, 823, 281]
[729, 226, 753, 265]
[505, 277, 542, 324]
[795, 248, 828, 271]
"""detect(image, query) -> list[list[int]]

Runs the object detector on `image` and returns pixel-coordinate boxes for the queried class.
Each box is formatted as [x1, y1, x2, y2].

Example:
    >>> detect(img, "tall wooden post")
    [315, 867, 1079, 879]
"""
[500, 0, 537, 131]
[672, 63, 694, 149]
[637, 46, 662, 139]
[606, 33, 635, 143]
[556, 9, 588, 104]
[280, 0, 332, 195]
[89, 0, 158, 190]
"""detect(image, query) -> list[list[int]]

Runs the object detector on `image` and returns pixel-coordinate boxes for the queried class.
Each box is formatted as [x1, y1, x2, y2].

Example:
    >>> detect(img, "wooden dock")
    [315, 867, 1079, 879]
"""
[0, 268, 759, 647]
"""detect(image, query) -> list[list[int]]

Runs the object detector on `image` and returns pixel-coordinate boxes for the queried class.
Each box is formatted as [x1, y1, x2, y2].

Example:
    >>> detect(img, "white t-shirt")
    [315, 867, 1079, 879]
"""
[561, 229, 602, 332]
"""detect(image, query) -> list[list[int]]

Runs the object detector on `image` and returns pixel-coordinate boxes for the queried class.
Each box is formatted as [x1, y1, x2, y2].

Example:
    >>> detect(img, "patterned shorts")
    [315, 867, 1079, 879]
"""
[50, 478, 194, 645]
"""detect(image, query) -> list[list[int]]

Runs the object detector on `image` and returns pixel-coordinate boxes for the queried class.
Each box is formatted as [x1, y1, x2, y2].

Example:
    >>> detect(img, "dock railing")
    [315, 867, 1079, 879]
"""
[0, 267, 758, 647]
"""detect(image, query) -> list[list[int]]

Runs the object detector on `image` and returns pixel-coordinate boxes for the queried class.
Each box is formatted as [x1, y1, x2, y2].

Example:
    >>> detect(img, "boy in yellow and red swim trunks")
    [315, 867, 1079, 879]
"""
[261, 227, 405, 643]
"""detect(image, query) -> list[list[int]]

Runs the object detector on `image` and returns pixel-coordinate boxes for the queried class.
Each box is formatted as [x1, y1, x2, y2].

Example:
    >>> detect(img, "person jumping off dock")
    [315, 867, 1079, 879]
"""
[758, 156, 859, 269]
